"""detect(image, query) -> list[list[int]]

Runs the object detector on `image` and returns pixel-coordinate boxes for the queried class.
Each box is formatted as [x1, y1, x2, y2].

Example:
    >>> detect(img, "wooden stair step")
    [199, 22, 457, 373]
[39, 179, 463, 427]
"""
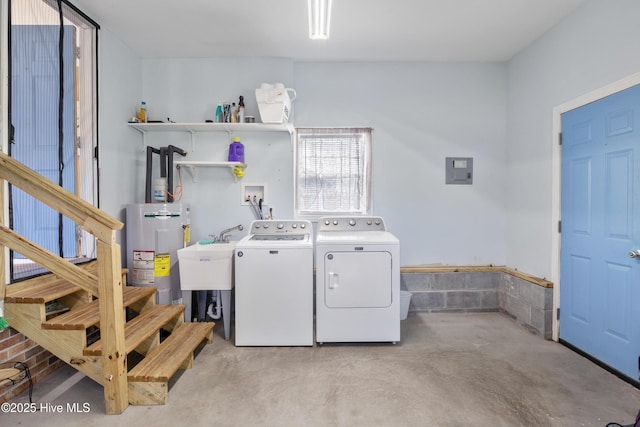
[83, 304, 185, 356]
[5, 261, 128, 305]
[6, 279, 82, 304]
[128, 322, 214, 382]
[42, 286, 157, 331]
[127, 322, 214, 406]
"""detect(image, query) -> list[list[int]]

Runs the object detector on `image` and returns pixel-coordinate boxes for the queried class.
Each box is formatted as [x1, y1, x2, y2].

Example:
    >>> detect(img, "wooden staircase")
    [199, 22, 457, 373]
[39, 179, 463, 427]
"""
[0, 151, 213, 413]
[5, 262, 213, 406]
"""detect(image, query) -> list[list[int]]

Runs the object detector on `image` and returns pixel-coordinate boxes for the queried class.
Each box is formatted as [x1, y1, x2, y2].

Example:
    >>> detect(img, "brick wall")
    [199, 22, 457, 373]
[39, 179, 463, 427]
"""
[0, 327, 64, 403]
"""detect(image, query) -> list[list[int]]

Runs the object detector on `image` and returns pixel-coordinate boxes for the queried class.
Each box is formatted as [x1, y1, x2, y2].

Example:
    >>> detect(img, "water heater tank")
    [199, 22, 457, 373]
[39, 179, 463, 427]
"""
[126, 203, 189, 305]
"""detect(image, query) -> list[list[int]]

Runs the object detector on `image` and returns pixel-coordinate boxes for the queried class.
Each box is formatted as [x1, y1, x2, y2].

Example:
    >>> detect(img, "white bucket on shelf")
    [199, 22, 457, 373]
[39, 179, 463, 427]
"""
[255, 84, 296, 123]
[400, 290, 412, 320]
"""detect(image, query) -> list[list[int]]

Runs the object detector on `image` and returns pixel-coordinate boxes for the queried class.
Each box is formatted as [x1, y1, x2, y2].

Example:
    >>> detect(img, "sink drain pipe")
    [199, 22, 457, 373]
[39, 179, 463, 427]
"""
[207, 290, 222, 320]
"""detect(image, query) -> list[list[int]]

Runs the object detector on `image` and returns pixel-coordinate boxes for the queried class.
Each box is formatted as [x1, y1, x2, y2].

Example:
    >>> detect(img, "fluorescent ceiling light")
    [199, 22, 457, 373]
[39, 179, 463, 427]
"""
[308, 0, 332, 40]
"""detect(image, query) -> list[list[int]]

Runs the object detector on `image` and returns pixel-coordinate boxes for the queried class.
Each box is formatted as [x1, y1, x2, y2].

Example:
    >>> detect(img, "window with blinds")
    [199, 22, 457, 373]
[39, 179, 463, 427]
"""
[295, 128, 372, 219]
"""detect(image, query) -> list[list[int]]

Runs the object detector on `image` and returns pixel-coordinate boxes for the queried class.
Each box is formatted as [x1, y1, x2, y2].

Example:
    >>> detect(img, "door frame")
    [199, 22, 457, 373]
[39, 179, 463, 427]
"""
[551, 71, 640, 341]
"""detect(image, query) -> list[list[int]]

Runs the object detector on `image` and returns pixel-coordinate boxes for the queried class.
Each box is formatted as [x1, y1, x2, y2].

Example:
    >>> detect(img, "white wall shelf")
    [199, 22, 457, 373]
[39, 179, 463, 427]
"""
[175, 160, 247, 182]
[128, 121, 293, 181]
[128, 122, 294, 134]
[128, 122, 295, 149]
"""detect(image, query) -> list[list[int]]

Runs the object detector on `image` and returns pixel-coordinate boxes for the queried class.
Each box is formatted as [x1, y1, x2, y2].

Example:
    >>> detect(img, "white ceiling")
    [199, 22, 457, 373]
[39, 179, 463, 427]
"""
[70, 0, 586, 62]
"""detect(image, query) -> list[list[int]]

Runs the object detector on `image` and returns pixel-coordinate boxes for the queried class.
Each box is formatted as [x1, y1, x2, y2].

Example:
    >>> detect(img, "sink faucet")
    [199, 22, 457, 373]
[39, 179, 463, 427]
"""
[215, 224, 243, 243]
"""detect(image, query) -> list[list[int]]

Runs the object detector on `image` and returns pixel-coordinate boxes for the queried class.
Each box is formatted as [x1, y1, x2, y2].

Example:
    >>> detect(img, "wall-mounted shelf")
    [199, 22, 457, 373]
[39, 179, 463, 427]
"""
[128, 122, 295, 149]
[129, 121, 293, 182]
[128, 122, 294, 134]
[175, 160, 247, 182]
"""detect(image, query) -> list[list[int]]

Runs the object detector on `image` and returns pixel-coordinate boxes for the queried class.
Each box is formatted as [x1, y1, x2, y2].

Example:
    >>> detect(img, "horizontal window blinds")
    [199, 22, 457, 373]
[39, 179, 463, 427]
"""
[296, 128, 372, 216]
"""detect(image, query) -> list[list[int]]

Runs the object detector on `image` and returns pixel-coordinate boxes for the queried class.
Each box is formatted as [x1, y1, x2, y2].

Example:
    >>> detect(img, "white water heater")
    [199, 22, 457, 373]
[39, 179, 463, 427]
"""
[126, 203, 189, 305]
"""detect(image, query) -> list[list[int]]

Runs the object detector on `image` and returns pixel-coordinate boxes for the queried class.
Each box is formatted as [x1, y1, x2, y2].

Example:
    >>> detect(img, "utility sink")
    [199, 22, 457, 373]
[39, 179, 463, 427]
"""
[177, 241, 236, 290]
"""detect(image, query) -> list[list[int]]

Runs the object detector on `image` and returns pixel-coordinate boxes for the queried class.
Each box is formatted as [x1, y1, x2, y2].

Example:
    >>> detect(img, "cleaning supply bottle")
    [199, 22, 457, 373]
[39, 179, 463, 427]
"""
[238, 95, 245, 123]
[230, 102, 238, 123]
[215, 102, 223, 123]
[138, 101, 147, 123]
[223, 103, 231, 122]
[228, 136, 245, 163]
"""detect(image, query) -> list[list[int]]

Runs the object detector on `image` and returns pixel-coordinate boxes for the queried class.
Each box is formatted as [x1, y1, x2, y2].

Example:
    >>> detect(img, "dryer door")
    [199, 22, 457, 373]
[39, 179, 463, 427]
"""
[324, 251, 392, 308]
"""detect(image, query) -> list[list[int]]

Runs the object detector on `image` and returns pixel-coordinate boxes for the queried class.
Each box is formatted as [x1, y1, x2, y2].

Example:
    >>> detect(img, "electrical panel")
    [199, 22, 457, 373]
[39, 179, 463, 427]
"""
[445, 157, 473, 185]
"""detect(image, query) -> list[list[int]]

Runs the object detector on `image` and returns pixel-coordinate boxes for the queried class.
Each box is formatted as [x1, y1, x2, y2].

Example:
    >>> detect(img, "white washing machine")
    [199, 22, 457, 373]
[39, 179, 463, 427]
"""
[315, 216, 400, 344]
[234, 220, 313, 346]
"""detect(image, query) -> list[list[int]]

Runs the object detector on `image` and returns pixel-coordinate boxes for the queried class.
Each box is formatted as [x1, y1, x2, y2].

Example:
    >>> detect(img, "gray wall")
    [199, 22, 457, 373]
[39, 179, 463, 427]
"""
[137, 58, 296, 245]
[108, 58, 508, 268]
[97, 29, 142, 262]
[506, 0, 640, 278]
[294, 62, 508, 266]
[95, 0, 640, 276]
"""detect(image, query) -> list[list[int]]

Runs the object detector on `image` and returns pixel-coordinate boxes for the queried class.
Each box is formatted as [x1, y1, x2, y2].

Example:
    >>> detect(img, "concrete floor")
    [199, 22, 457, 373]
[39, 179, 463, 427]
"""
[4, 312, 640, 426]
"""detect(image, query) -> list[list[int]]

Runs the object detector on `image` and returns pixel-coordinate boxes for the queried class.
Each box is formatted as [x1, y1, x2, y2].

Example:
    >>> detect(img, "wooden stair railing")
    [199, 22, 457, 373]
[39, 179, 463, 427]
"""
[0, 151, 121, 242]
[0, 151, 128, 414]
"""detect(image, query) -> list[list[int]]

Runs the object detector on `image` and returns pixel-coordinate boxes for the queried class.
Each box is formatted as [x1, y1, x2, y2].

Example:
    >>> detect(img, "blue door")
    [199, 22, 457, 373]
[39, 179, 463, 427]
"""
[11, 25, 76, 258]
[561, 84, 640, 381]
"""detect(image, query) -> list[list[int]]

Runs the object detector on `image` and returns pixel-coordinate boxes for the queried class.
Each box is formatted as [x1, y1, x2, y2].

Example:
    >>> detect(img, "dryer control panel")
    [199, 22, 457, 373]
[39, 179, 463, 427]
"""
[318, 216, 386, 232]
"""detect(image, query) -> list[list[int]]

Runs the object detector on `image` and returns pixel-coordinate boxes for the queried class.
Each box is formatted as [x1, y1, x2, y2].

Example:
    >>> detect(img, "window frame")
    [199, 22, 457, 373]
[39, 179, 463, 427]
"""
[6, 0, 99, 281]
[294, 127, 373, 220]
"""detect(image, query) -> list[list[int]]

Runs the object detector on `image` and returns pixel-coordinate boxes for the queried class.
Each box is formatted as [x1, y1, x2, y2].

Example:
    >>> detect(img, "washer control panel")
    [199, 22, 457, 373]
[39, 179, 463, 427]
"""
[317, 216, 386, 232]
[251, 220, 311, 235]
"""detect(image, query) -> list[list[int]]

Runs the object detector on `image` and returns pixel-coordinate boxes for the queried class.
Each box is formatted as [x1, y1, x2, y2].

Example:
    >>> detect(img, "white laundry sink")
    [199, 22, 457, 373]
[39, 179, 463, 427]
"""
[177, 241, 236, 290]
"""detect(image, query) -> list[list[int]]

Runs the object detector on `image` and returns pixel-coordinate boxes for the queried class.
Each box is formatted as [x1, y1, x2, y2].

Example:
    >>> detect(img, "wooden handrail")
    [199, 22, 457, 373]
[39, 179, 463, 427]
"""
[0, 151, 122, 243]
[0, 225, 99, 295]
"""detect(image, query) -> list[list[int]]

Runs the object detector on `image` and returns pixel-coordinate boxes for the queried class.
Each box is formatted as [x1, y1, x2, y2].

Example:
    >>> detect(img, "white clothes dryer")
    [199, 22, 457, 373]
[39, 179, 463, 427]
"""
[315, 216, 400, 344]
[234, 220, 313, 346]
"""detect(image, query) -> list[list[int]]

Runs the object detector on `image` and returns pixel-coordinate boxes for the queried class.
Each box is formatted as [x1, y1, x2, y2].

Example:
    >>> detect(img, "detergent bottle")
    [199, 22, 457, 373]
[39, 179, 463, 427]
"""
[228, 136, 245, 163]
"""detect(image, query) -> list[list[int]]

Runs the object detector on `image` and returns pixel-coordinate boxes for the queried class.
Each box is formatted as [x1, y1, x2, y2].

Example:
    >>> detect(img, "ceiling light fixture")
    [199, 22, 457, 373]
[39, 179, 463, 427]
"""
[308, 0, 332, 40]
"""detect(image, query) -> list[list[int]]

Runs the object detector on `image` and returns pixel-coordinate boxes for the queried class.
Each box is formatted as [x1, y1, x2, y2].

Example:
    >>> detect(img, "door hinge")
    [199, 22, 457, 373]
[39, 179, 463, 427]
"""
[76, 46, 81, 59]
[558, 220, 562, 233]
[556, 308, 560, 320]
[559, 132, 562, 145]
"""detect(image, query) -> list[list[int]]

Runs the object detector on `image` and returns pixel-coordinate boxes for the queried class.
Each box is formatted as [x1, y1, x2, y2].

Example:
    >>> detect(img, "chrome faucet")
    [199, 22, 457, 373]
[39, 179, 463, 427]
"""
[215, 224, 243, 243]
